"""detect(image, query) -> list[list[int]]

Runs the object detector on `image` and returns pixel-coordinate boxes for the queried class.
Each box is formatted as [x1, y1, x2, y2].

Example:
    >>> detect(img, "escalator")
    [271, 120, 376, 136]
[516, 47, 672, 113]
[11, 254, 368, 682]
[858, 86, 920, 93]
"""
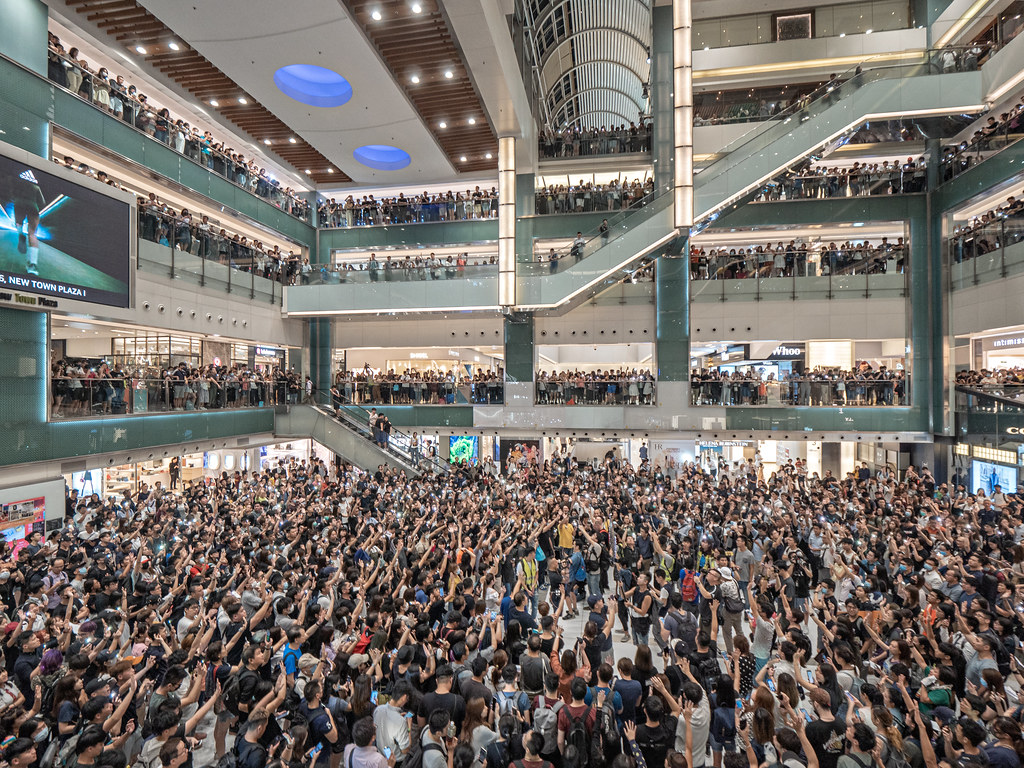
[517, 53, 988, 311]
[954, 384, 1024, 438]
[274, 393, 448, 475]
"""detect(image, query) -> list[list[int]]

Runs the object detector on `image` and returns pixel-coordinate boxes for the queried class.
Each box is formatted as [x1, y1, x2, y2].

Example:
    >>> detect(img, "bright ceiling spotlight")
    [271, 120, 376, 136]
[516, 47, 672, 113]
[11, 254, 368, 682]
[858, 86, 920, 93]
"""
[485, 152, 492, 159]
[371, 9, 382, 20]
[209, 99, 220, 107]
[135, 46, 147, 54]
[444, 70, 454, 79]
[439, 121, 447, 128]
[289, 137, 297, 143]
[410, 74, 420, 84]
[238, 97, 248, 104]
[467, 117, 476, 125]
[459, 155, 467, 162]
[412, 3, 422, 13]
[263, 139, 272, 145]
[168, 42, 180, 51]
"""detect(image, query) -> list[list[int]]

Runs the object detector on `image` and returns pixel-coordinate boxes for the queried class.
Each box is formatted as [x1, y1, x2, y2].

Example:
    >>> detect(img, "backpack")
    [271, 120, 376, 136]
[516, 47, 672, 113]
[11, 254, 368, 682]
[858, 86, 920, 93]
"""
[878, 736, 912, 768]
[282, 646, 301, 674]
[404, 741, 443, 768]
[593, 690, 619, 767]
[665, 609, 698, 654]
[695, 653, 721, 695]
[520, 654, 551, 697]
[533, 695, 564, 754]
[54, 728, 82, 768]
[222, 669, 258, 716]
[680, 570, 698, 603]
[563, 706, 593, 768]
[497, 691, 527, 735]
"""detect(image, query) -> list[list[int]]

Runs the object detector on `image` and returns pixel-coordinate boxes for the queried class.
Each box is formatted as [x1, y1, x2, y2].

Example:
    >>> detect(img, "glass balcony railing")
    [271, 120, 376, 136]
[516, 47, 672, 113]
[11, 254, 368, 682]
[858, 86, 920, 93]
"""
[318, 197, 497, 229]
[533, 183, 655, 215]
[941, 124, 1024, 181]
[45, 46, 313, 222]
[137, 216, 286, 304]
[302, 261, 498, 286]
[332, 378, 504, 405]
[537, 123, 652, 159]
[949, 212, 1024, 289]
[535, 378, 656, 405]
[956, 383, 1024, 411]
[753, 166, 921, 202]
[691, 376, 909, 406]
[519, 185, 671, 277]
[49, 376, 277, 420]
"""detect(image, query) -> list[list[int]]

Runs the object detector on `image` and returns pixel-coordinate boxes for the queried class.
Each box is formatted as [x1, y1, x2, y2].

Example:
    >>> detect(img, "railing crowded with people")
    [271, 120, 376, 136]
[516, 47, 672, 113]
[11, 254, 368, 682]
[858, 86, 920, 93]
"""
[949, 188, 1024, 287]
[300, 254, 499, 286]
[533, 179, 655, 215]
[538, 121, 652, 158]
[690, 368, 908, 406]
[331, 370, 505, 405]
[535, 371, 656, 405]
[690, 238, 906, 281]
[753, 160, 926, 202]
[317, 189, 498, 228]
[941, 93, 1024, 181]
[45, 35, 312, 221]
[48, 364, 307, 418]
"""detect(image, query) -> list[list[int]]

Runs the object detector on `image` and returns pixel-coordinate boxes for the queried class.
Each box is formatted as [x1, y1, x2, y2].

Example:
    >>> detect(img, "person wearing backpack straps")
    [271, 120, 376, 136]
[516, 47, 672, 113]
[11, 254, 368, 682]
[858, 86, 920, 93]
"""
[838, 723, 880, 768]
[556, 678, 595, 768]
[344, 716, 390, 768]
[511, 731, 553, 768]
[532, 673, 565, 764]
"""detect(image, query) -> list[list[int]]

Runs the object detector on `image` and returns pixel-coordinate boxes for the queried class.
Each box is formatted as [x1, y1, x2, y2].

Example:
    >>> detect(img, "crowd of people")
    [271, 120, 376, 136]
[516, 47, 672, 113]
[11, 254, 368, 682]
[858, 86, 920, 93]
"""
[538, 122, 653, 158]
[53, 157, 307, 287]
[45, 34, 311, 220]
[754, 161, 927, 203]
[535, 371, 657, 405]
[534, 180, 656, 216]
[690, 366, 908, 406]
[949, 190, 1024, 264]
[4, 440, 1024, 768]
[688, 239, 906, 281]
[318, 255, 498, 284]
[317, 191, 498, 229]
[957, 369, 1024, 388]
[941, 93, 1024, 181]
[49, 361, 311, 416]
[330, 369, 505, 406]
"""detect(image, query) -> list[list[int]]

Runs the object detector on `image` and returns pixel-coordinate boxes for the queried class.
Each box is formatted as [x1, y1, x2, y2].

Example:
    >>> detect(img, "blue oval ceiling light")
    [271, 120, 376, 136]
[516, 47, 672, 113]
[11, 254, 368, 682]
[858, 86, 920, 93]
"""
[353, 144, 411, 171]
[273, 64, 353, 108]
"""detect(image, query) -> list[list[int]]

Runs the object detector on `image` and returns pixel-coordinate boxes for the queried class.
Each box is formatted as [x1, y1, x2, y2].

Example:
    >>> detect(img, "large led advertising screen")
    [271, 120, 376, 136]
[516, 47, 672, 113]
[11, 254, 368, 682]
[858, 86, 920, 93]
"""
[0, 151, 131, 308]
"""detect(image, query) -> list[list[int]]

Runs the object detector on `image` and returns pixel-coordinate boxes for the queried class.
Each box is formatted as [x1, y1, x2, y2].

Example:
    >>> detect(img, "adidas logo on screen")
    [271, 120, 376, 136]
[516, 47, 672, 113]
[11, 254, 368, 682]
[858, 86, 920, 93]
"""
[19, 170, 38, 183]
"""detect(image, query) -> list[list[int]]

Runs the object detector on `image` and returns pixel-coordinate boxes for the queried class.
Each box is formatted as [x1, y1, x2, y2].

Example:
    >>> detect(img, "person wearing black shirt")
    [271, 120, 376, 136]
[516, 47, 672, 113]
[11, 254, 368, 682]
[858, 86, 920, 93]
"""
[417, 666, 465, 731]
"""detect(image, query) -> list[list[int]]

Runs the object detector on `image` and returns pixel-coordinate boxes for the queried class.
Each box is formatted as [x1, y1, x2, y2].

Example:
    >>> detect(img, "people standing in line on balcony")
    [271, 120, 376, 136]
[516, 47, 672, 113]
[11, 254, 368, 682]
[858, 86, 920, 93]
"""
[535, 370, 655, 405]
[690, 366, 906, 406]
[690, 237, 904, 280]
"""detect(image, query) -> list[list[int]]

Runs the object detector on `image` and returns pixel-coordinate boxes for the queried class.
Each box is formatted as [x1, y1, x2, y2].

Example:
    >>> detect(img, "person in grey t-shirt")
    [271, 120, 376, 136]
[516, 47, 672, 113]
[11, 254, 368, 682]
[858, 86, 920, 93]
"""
[732, 538, 758, 607]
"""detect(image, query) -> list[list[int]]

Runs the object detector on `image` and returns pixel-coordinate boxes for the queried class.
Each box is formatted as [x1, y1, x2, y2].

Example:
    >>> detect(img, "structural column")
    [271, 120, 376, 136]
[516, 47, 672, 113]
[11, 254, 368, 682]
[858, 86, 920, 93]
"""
[308, 319, 333, 400]
[498, 136, 516, 307]
[673, 0, 694, 230]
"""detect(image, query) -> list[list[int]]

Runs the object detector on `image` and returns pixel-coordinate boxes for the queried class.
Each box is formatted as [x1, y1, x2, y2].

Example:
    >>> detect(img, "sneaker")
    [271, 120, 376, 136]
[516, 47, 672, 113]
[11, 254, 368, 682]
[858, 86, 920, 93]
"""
[26, 263, 38, 275]
[18, 233, 26, 254]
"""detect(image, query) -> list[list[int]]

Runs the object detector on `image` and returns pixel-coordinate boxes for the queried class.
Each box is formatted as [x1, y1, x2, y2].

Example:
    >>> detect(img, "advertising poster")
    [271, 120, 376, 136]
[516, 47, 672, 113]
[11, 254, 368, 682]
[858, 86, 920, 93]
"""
[449, 436, 479, 465]
[1, 496, 45, 559]
[499, 439, 540, 475]
[0, 153, 131, 308]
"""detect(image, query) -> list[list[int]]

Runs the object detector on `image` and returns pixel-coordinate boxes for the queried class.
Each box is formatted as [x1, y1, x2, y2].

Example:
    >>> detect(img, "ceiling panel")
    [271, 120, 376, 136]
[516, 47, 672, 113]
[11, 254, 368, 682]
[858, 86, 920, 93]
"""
[62, 0, 348, 185]
[127, 0, 493, 183]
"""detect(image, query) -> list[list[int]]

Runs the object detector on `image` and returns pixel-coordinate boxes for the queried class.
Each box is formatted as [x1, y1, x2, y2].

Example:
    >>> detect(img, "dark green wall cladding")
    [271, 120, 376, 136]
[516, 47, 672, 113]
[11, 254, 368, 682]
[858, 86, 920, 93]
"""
[0, 306, 273, 466]
[319, 220, 498, 252]
[359, 406, 474, 428]
[724, 407, 922, 433]
[504, 314, 535, 383]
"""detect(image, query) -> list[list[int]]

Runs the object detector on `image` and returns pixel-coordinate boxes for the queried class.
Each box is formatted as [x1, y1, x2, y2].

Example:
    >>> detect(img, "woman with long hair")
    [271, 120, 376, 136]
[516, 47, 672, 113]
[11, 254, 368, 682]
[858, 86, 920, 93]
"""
[461, 697, 497, 768]
[986, 716, 1024, 768]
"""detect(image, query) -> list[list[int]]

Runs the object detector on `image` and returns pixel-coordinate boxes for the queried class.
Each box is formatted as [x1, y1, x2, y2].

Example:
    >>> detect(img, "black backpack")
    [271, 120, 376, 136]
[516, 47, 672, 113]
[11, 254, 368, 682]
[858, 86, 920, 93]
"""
[563, 706, 594, 768]
[221, 669, 258, 716]
[404, 741, 444, 768]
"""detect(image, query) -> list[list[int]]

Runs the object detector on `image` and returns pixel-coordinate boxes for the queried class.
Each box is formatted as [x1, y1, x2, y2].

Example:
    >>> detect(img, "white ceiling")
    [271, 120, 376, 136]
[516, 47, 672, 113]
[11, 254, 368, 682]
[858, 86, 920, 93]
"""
[135, 0, 463, 185]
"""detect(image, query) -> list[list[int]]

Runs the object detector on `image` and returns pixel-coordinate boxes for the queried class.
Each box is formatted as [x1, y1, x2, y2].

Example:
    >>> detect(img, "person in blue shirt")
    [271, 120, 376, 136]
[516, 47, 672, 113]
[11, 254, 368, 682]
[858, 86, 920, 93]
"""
[570, 542, 587, 618]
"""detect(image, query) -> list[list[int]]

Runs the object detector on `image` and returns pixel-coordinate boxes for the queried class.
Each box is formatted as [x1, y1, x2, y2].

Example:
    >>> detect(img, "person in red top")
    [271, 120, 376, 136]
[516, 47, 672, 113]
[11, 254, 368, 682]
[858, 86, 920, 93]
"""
[556, 678, 596, 754]
[514, 731, 554, 768]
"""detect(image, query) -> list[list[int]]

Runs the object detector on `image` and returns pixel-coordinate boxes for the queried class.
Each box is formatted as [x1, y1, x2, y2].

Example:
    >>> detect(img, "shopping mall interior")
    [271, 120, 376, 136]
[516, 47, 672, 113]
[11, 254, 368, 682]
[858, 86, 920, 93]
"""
[0, 0, 1023, 524]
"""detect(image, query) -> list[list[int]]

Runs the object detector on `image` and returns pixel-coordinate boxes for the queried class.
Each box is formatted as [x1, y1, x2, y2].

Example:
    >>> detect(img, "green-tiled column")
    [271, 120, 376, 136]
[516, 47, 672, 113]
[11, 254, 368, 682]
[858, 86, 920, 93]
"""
[651, 5, 674, 190]
[308, 319, 333, 396]
[515, 172, 536, 265]
[656, 244, 689, 381]
[504, 314, 534, 383]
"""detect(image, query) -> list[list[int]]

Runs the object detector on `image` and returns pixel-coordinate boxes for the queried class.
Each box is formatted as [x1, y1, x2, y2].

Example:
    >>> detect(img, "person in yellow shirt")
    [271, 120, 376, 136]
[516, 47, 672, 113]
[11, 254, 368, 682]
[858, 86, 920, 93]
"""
[557, 519, 574, 557]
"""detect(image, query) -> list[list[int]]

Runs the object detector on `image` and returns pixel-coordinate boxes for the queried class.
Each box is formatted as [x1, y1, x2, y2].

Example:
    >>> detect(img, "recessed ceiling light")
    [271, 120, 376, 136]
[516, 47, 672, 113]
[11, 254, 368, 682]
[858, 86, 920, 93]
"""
[263, 139, 272, 145]
[238, 97, 248, 104]
[439, 121, 447, 128]
[135, 46, 147, 54]
[328, 168, 334, 173]
[444, 70, 454, 79]
[485, 152, 492, 159]
[412, 3, 422, 13]
[467, 117, 476, 125]
[459, 155, 467, 162]
[305, 169, 312, 174]
[410, 74, 420, 84]
[289, 137, 297, 144]
[209, 99, 219, 107]
[168, 42, 180, 51]
[371, 9, 382, 20]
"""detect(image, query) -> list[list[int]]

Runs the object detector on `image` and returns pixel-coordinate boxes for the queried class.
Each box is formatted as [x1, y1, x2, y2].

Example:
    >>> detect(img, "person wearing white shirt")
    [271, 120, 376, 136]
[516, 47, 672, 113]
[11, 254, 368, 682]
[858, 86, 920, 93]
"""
[373, 682, 413, 762]
[676, 682, 710, 767]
